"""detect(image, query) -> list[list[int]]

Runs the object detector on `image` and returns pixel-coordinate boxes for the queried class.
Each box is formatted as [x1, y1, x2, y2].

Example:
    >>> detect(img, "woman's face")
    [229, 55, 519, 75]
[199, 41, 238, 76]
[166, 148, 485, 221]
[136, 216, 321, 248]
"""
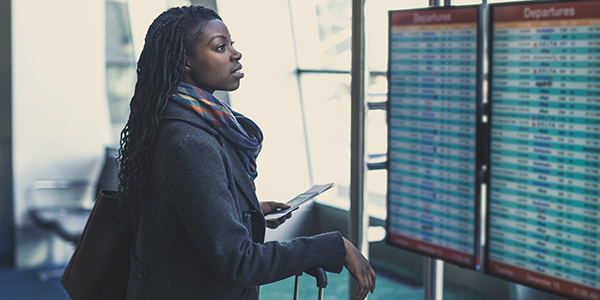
[182, 19, 243, 94]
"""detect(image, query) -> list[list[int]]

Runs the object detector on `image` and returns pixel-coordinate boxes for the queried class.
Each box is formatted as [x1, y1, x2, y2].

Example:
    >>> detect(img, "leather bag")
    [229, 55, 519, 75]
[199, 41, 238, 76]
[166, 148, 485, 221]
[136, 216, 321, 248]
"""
[61, 189, 133, 300]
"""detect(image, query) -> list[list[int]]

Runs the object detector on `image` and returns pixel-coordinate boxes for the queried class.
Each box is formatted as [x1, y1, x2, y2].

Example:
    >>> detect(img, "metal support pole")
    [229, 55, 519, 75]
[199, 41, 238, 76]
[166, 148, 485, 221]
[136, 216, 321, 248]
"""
[349, 0, 367, 299]
[424, 258, 444, 300]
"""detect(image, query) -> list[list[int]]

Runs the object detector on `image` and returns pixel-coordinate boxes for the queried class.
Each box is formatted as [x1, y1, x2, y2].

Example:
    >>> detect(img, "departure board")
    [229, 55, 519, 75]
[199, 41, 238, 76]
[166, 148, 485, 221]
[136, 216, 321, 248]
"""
[486, 1, 600, 299]
[386, 5, 483, 269]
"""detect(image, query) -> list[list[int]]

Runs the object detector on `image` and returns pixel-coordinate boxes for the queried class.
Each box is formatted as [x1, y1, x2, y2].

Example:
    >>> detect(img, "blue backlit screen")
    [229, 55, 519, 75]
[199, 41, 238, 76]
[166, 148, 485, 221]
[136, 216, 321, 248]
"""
[486, 1, 600, 299]
[386, 5, 483, 270]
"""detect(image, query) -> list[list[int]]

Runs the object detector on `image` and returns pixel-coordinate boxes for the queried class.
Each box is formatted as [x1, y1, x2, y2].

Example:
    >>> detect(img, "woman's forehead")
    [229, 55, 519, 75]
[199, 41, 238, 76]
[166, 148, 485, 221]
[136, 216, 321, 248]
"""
[199, 19, 230, 42]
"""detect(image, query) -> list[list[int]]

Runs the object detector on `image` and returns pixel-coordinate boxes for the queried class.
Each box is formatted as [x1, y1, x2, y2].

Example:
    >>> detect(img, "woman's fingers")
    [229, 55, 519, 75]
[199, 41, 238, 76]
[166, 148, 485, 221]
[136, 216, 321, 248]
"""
[260, 201, 291, 216]
[371, 267, 377, 293]
[356, 270, 376, 300]
[265, 210, 293, 229]
[342, 237, 377, 300]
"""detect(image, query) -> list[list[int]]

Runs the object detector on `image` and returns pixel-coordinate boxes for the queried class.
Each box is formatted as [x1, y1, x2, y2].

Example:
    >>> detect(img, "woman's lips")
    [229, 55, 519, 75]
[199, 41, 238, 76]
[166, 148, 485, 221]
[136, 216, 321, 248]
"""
[232, 69, 244, 79]
[232, 64, 244, 79]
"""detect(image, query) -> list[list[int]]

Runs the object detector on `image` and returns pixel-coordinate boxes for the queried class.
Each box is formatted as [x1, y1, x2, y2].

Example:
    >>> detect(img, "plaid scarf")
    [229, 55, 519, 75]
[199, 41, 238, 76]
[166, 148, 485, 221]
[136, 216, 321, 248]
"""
[170, 83, 263, 186]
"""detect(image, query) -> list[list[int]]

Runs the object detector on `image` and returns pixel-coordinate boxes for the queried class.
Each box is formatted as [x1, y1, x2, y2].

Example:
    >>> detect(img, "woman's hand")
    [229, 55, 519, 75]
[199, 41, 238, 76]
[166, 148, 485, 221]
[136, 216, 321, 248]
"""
[259, 201, 292, 229]
[343, 237, 376, 300]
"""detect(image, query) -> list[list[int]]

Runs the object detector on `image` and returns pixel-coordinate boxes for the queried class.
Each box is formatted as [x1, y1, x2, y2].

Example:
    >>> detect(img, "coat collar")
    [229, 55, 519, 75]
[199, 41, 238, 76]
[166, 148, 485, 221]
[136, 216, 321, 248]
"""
[162, 100, 219, 136]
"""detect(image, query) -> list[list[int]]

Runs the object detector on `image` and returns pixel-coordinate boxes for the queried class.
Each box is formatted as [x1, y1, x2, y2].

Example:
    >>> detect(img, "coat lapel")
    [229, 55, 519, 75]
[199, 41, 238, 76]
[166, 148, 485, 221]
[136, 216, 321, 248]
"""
[223, 138, 266, 243]
[222, 139, 262, 213]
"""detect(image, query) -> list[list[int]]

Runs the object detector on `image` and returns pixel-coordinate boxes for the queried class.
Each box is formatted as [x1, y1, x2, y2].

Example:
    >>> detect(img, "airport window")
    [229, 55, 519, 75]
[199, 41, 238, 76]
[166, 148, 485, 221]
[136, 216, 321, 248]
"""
[106, 0, 137, 141]
[105, 0, 192, 142]
[289, 0, 352, 71]
[289, 0, 427, 216]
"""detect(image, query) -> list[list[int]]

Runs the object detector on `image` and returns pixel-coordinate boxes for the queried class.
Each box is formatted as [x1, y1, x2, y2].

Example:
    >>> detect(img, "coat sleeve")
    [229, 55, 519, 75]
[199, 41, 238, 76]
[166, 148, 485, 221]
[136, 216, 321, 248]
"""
[166, 135, 346, 287]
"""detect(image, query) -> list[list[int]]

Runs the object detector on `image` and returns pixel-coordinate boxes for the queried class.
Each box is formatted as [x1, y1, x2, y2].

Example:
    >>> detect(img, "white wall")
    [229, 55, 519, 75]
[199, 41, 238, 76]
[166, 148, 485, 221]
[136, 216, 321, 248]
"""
[12, 0, 112, 227]
[216, 0, 312, 203]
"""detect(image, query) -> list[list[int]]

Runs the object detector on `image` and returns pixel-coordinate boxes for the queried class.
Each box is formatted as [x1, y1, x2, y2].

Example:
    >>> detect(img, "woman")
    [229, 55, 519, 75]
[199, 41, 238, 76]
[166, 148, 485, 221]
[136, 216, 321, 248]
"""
[117, 6, 376, 300]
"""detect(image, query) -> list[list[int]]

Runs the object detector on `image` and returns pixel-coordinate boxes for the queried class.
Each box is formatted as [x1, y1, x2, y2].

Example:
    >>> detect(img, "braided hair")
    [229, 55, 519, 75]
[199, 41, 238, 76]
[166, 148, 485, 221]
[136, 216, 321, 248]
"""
[117, 6, 222, 209]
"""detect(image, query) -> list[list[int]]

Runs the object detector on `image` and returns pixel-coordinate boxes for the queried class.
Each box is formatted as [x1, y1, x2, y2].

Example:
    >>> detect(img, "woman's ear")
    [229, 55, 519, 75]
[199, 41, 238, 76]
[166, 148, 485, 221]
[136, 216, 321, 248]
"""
[183, 59, 192, 72]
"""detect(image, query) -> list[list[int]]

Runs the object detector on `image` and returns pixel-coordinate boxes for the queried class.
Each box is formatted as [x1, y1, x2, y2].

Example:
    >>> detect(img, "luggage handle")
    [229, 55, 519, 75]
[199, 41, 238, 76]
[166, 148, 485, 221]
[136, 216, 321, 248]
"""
[294, 267, 327, 300]
[304, 266, 327, 289]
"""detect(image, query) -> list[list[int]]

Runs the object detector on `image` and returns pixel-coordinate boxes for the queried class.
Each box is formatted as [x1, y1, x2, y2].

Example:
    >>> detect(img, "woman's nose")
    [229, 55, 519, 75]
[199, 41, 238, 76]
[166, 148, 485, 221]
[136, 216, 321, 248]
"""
[232, 48, 242, 61]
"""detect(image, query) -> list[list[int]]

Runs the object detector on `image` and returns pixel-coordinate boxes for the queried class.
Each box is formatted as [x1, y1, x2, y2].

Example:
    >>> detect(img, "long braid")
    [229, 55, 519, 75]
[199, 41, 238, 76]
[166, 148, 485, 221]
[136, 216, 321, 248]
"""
[117, 6, 222, 210]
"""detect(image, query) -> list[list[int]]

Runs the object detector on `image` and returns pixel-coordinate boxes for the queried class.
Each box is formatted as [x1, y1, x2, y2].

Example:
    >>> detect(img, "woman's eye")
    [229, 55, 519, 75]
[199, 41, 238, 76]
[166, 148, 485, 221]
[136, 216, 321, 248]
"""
[230, 41, 236, 46]
[216, 45, 225, 51]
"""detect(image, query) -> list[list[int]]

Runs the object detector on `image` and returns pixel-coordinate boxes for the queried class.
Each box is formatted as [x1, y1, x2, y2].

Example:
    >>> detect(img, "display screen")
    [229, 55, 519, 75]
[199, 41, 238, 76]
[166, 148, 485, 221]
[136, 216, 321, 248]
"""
[386, 5, 482, 269]
[486, 1, 600, 299]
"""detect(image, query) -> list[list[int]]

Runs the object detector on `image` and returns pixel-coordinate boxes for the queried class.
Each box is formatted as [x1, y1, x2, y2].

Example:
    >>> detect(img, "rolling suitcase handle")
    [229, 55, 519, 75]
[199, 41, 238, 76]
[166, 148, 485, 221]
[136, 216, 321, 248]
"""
[294, 266, 327, 300]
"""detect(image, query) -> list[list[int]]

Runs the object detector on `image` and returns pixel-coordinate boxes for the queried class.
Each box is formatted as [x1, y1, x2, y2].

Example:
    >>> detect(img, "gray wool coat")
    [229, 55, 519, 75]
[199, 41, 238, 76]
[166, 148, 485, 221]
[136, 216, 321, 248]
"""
[126, 100, 346, 300]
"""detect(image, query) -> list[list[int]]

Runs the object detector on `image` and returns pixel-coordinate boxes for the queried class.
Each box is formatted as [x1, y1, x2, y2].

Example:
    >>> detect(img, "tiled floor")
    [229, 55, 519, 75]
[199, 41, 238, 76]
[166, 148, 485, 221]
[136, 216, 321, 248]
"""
[260, 267, 487, 300]
[0, 265, 489, 300]
[0, 267, 70, 300]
